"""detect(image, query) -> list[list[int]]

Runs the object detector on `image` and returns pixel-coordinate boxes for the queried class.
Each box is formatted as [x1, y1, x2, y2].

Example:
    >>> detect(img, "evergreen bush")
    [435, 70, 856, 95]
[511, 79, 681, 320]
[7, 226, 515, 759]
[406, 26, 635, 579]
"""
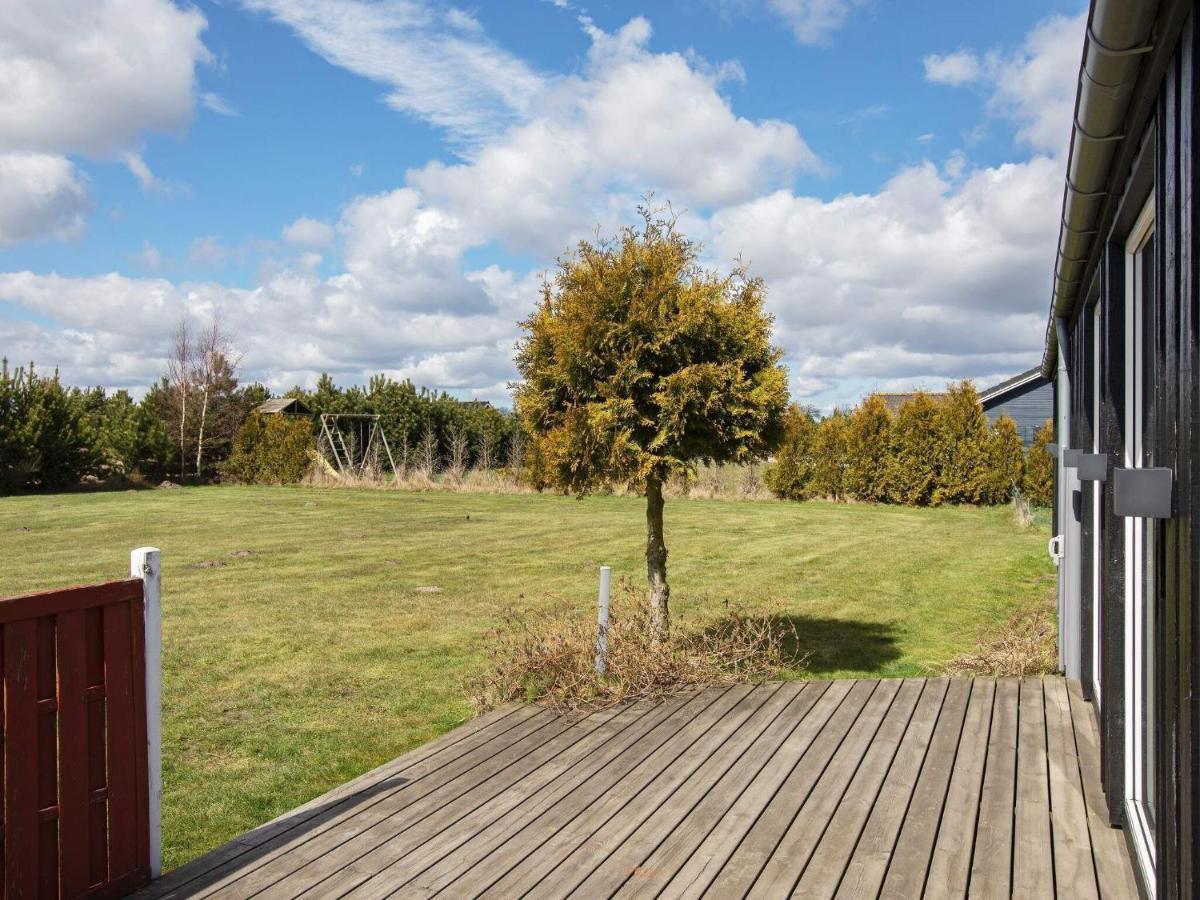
[1022, 419, 1055, 507]
[884, 391, 942, 505]
[764, 405, 818, 500]
[224, 414, 315, 484]
[844, 394, 892, 502]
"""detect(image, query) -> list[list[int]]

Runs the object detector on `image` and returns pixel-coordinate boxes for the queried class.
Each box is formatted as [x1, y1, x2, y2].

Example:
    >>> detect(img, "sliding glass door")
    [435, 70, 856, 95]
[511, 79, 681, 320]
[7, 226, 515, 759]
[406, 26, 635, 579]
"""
[1124, 193, 1158, 887]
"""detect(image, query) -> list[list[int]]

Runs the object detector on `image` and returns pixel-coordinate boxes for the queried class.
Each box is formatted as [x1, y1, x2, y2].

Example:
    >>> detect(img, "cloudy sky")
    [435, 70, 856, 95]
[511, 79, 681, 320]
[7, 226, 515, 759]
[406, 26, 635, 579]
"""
[0, 0, 1082, 409]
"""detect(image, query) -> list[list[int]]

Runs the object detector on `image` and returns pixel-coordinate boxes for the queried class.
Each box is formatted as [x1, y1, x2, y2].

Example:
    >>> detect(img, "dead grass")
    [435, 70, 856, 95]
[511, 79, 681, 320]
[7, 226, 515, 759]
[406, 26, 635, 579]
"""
[468, 581, 806, 713]
[944, 583, 1058, 677]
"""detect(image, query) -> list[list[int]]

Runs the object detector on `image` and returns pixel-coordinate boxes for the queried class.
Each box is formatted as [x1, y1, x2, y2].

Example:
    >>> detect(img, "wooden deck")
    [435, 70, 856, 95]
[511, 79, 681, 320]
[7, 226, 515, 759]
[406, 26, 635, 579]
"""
[141, 677, 1137, 898]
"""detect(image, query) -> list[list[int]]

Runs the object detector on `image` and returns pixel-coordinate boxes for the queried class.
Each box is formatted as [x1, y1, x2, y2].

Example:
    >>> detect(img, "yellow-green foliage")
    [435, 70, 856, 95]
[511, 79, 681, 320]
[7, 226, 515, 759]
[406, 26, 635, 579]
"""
[987, 415, 1025, 502]
[844, 394, 892, 502]
[931, 381, 996, 505]
[764, 405, 818, 500]
[224, 414, 314, 484]
[1022, 419, 1055, 507]
[513, 208, 790, 492]
[885, 391, 942, 505]
[810, 411, 849, 500]
[768, 385, 1047, 507]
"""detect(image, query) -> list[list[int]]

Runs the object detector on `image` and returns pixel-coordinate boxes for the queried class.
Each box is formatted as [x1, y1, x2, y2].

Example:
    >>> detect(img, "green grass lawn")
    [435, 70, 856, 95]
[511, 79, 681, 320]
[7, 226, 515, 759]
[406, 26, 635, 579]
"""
[0, 485, 1052, 869]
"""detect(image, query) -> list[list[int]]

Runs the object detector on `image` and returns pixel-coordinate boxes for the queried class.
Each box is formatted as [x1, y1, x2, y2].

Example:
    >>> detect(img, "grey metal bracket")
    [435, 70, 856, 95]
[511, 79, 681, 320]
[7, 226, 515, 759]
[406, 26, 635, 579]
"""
[1076, 453, 1108, 482]
[1113, 467, 1174, 518]
[1063, 449, 1082, 468]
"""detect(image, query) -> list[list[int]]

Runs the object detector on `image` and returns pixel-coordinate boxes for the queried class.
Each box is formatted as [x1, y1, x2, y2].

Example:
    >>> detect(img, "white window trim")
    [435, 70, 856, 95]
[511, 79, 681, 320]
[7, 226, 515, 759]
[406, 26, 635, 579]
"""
[1124, 190, 1156, 892]
[1093, 300, 1103, 705]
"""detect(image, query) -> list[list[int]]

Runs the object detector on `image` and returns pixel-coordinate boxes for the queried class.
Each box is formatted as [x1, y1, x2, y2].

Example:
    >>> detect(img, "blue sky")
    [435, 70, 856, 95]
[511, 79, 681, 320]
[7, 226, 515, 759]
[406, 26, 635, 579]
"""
[0, 0, 1085, 408]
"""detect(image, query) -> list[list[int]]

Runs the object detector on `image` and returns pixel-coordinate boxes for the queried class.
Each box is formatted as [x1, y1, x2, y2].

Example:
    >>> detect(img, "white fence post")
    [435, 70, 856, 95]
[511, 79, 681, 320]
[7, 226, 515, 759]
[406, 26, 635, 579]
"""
[595, 566, 611, 676]
[132, 547, 163, 879]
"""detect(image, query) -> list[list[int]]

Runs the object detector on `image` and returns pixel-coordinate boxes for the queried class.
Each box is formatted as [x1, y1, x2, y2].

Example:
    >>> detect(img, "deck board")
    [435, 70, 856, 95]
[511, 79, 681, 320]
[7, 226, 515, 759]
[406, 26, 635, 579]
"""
[137, 677, 1138, 899]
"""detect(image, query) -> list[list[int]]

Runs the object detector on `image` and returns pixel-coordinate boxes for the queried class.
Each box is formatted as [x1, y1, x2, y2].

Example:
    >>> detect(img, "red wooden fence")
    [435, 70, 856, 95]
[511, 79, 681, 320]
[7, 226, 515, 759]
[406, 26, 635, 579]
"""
[1, 579, 150, 899]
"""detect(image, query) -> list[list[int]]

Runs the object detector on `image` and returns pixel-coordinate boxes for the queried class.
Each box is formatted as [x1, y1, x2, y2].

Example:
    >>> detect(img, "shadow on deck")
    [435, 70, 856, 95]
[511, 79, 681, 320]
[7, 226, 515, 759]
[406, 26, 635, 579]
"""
[139, 677, 1137, 898]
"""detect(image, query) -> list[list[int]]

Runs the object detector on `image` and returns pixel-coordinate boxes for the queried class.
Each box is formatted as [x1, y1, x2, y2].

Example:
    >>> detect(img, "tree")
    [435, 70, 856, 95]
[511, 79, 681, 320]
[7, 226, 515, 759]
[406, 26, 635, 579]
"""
[885, 392, 942, 505]
[192, 315, 242, 476]
[166, 319, 193, 479]
[810, 411, 849, 500]
[844, 394, 892, 502]
[987, 414, 1025, 503]
[765, 405, 819, 500]
[0, 361, 93, 492]
[1022, 419, 1055, 507]
[931, 381, 993, 505]
[514, 207, 789, 641]
[225, 413, 314, 484]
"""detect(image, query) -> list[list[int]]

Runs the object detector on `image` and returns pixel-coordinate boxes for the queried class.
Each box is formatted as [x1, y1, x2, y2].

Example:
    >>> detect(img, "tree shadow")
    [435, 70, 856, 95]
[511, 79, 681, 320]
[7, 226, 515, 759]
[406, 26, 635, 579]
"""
[762, 614, 903, 674]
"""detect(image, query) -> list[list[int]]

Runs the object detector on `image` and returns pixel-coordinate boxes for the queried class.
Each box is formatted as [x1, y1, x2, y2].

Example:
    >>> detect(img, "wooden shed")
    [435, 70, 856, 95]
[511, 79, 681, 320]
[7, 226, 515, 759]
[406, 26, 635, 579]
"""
[253, 397, 311, 417]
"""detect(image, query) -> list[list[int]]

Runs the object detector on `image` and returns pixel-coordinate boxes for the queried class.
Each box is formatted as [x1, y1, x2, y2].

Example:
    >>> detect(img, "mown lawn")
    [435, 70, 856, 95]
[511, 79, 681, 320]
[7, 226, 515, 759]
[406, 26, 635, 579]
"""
[0, 485, 1052, 869]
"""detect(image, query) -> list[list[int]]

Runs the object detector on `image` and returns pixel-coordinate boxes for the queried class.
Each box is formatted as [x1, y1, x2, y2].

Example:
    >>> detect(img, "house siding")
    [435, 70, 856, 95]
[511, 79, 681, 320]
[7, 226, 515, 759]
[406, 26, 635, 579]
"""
[1053, 7, 1199, 898]
[982, 379, 1052, 445]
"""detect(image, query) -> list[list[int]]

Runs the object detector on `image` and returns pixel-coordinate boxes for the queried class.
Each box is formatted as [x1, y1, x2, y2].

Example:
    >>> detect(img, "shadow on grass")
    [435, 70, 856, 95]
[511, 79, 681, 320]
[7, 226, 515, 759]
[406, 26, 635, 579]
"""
[768, 614, 903, 675]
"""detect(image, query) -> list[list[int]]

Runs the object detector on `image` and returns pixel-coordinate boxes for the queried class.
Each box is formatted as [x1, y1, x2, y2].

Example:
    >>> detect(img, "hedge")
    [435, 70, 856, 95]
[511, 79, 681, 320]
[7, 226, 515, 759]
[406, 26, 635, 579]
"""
[766, 381, 1049, 507]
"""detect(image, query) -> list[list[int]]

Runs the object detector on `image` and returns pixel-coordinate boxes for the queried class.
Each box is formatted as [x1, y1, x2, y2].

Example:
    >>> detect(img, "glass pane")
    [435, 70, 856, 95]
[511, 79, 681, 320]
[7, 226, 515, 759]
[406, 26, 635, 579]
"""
[1139, 234, 1156, 829]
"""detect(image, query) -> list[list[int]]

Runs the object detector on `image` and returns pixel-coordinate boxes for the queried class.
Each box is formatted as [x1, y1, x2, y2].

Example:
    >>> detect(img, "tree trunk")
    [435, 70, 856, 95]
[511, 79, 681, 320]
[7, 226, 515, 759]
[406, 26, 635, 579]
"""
[178, 390, 187, 480]
[195, 387, 209, 476]
[645, 474, 670, 643]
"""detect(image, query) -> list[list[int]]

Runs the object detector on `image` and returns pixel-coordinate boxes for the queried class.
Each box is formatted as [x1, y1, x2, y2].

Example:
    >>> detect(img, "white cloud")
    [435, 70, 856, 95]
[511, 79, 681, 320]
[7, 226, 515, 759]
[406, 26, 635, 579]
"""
[717, 0, 862, 45]
[135, 241, 163, 270]
[239, 0, 545, 148]
[0, 7, 1084, 408]
[985, 13, 1083, 155]
[282, 216, 335, 248]
[408, 17, 819, 255]
[201, 92, 238, 116]
[0, 154, 89, 245]
[764, 0, 863, 45]
[925, 12, 1084, 156]
[922, 50, 981, 86]
[0, 0, 210, 157]
[188, 236, 230, 268]
[0, 0, 212, 242]
[709, 154, 1062, 406]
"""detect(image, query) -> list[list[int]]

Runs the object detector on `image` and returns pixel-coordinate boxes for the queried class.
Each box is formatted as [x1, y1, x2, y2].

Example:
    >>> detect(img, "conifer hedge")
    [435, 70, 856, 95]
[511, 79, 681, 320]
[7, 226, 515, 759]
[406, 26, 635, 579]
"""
[766, 381, 1048, 507]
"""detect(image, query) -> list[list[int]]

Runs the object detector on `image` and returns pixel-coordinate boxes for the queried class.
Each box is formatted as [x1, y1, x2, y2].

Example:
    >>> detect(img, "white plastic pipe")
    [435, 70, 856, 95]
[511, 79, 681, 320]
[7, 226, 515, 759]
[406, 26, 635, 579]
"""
[595, 566, 611, 675]
[132, 547, 162, 879]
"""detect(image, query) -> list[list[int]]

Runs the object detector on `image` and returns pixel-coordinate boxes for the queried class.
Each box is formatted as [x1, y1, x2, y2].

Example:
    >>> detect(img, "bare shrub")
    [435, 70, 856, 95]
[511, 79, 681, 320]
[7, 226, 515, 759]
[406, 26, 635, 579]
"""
[506, 430, 526, 473]
[418, 424, 438, 476]
[944, 586, 1058, 677]
[467, 581, 806, 713]
[1012, 492, 1035, 528]
[447, 425, 470, 479]
[478, 430, 495, 471]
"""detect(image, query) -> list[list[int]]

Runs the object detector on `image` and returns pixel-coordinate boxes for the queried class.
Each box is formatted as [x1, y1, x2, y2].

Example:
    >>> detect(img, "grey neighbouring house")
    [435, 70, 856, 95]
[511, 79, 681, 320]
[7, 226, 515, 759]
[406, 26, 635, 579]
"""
[1045, 0, 1199, 896]
[978, 367, 1053, 446]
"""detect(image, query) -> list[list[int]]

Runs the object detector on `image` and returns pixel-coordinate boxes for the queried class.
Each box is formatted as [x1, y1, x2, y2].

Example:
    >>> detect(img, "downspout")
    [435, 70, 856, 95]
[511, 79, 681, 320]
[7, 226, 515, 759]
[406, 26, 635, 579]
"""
[1055, 316, 1075, 676]
[1041, 0, 1158, 376]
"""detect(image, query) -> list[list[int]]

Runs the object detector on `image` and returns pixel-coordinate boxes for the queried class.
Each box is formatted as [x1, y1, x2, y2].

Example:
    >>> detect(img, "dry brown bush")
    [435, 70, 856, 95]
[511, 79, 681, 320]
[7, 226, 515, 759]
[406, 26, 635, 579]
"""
[467, 582, 807, 713]
[944, 586, 1058, 678]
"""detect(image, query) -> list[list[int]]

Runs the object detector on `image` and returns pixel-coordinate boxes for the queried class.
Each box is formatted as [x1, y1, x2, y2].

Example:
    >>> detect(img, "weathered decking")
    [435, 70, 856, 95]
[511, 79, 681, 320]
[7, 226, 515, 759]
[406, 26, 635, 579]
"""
[142, 677, 1137, 898]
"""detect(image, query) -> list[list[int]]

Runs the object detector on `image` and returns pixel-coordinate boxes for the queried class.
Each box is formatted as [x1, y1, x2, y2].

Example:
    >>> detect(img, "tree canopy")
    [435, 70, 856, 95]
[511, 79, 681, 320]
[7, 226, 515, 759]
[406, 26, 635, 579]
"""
[514, 207, 789, 639]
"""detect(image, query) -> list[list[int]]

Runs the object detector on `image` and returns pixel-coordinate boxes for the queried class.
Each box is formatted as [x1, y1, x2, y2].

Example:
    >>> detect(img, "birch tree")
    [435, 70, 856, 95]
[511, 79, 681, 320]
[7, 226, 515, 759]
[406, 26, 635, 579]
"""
[166, 319, 193, 479]
[192, 315, 242, 476]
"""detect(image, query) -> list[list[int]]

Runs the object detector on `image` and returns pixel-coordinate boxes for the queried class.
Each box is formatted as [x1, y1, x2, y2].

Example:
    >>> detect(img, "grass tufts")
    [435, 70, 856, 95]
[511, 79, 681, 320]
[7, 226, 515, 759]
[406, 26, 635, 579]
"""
[944, 585, 1058, 678]
[468, 581, 806, 713]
